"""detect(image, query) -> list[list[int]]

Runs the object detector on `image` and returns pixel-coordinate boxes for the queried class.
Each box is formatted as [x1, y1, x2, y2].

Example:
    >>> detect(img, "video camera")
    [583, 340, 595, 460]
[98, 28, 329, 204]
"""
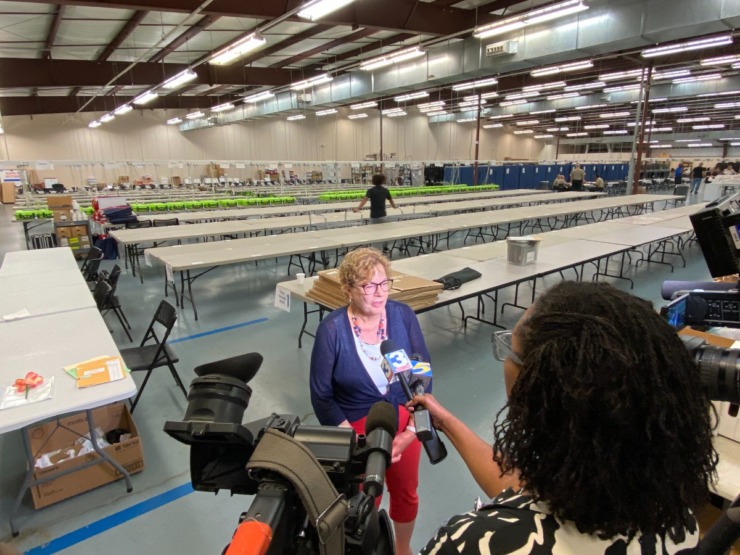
[163, 353, 395, 555]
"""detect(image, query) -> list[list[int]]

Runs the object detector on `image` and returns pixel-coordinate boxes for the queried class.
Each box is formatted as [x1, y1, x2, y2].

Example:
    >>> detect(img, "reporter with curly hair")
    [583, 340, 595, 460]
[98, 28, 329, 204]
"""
[413, 281, 717, 554]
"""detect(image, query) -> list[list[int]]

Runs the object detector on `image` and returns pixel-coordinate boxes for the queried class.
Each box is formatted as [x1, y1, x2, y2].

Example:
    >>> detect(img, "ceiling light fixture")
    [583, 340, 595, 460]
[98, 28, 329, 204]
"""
[716, 101, 740, 109]
[584, 124, 609, 129]
[360, 47, 425, 71]
[652, 106, 687, 113]
[499, 99, 528, 106]
[701, 54, 740, 66]
[650, 127, 673, 132]
[547, 92, 581, 100]
[575, 103, 607, 110]
[603, 84, 641, 93]
[599, 111, 631, 118]
[186, 111, 204, 119]
[483, 123, 503, 128]
[418, 101, 446, 110]
[531, 59, 593, 77]
[166, 117, 182, 125]
[554, 116, 581, 122]
[564, 81, 605, 91]
[113, 104, 133, 115]
[488, 114, 513, 120]
[650, 144, 673, 148]
[504, 91, 539, 101]
[641, 34, 733, 58]
[211, 102, 235, 112]
[478, 91, 500, 100]
[458, 99, 488, 108]
[534, 134, 554, 138]
[348, 113, 368, 119]
[210, 32, 267, 65]
[88, 121, 101, 128]
[133, 90, 158, 105]
[452, 77, 498, 91]
[244, 91, 275, 103]
[547, 126, 569, 131]
[382, 108, 404, 115]
[349, 101, 377, 110]
[316, 108, 338, 116]
[513, 129, 534, 134]
[651, 69, 691, 80]
[457, 118, 477, 123]
[426, 110, 448, 116]
[162, 69, 198, 89]
[394, 91, 429, 102]
[567, 132, 589, 137]
[686, 142, 715, 147]
[603, 130, 628, 135]
[287, 114, 306, 121]
[530, 109, 557, 115]
[291, 74, 333, 90]
[672, 73, 722, 84]
[693, 124, 725, 129]
[297, 0, 357, 21]
[474, 0, 589, 39]
[523, 81, 566, 92]
[599, 69, 643, 81]
[516, 119, 540, 125]
[386, 111, 407, 118]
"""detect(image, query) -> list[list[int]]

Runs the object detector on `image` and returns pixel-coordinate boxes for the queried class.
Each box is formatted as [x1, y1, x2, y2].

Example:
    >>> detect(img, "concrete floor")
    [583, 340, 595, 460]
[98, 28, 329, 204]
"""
[0, 193, 717, 554]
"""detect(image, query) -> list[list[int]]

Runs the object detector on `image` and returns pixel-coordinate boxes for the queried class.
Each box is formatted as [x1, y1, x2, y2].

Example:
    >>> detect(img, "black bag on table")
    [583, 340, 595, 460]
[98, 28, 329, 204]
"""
[434, 267, 482, 290]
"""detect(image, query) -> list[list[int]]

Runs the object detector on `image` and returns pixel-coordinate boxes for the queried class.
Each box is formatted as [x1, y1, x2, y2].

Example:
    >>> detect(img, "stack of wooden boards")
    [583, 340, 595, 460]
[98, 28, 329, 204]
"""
[306, 268, 443, 311]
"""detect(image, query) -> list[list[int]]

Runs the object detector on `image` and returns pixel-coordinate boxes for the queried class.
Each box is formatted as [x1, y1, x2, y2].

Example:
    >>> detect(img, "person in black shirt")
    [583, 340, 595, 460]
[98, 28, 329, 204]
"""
[690, 163, 704, 194]
[353, 174, 397, 252]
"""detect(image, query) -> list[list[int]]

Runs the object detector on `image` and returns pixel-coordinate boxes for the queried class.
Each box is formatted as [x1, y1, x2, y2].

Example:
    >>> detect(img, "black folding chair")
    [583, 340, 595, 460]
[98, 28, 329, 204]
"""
[119, 300, 184, 412]
[98, 264, 133, 342]
[80, 246, 104, 283]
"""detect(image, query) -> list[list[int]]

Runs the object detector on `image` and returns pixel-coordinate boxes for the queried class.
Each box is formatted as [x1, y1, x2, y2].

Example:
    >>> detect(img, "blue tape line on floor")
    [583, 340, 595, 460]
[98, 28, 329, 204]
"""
[25, 482, 194, 554]
[169, 317, 268, 344]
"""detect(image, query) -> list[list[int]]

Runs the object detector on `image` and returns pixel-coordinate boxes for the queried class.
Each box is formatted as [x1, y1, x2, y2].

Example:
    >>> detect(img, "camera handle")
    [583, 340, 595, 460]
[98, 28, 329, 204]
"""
[242, 428, 349, 555]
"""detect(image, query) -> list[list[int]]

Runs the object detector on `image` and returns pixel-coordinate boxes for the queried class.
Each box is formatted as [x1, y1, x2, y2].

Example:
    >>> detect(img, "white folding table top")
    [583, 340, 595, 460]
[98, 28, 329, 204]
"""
[0, 247, 80, 276]
[0, 274, 95, 321]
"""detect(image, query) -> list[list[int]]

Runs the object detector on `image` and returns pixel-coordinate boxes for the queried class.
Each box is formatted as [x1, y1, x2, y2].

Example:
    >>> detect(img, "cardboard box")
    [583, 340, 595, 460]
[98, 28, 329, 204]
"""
[70, 225, 88, 238]
[26, 402, 144, 509]
[52, 209, 74, 223]
[47, 195, 73, 209]
[117, 176, 129, 185]
[55, 226, 71, 239]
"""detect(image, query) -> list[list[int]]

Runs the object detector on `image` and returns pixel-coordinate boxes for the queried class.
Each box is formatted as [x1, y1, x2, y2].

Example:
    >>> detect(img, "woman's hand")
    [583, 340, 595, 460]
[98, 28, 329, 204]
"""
[391, 429, 417, 464]
[407, 393, 453, 433]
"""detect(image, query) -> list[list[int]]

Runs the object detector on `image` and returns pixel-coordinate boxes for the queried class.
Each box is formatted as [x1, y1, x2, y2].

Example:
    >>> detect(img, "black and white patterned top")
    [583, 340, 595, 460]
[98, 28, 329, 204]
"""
[420, 488, 699, 555]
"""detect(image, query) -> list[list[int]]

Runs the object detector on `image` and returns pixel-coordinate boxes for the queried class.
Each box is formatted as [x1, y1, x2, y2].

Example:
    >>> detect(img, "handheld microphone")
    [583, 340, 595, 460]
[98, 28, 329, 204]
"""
[363, 401, 397, 498]
[380, 340, 447, 464]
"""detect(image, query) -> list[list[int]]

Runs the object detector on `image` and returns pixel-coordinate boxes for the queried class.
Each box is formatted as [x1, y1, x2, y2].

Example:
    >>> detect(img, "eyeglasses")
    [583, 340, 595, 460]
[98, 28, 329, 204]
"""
[356, 279, 393, 294]
[492, 330, 524, 365]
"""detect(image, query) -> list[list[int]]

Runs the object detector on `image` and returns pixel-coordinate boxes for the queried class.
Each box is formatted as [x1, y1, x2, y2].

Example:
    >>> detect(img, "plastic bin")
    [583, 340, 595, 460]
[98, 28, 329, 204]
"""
[507, 237, 541, 265]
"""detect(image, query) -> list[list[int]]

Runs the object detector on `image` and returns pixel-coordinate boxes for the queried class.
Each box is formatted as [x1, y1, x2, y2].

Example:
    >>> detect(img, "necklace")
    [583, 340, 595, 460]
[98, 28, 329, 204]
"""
[350, 310, 386, 361]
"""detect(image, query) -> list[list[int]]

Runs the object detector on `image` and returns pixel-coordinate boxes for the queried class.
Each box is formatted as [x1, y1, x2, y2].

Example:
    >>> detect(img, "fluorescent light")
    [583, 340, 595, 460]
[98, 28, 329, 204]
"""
[457, 118, 477, 123]
[693, 124, 725, 129]
[360, 47, 425, 71]
[100, 113, 115, 123]
[350, 101, 377, 110]
[599, 111, 631, 118]
[672, 73, 722, 84]
[499, 99, 528, 107]
[687, 143, 714, 147]
[626, 121, 655, 126]
[547, 126, 569, 131]
[701, 54, 740, 66]
[515, 119, 540, 125]
[584, 124, 609, 129]
[298, 0, 357, 21]
[474, 0, 588, 39]
[291, 74, 333, 90]
[315, 108, 338, 116]
[114, 104, 133, 115]
[513, 129, 534, 134]
[186, 111, 204, 119]
[166, 117, 182, 125]
[530, 109, 557, 115]
[211, 102, 235, 112]
[452, 77, 498, 91]
[547, 92, 580, 100]
[458, 99, 487, 108]
[534, 134, 554, 138]
[731, 142, 740, 146]
[386, 111, 407, 118]
[718, 137, 740, 141]
[531, 59, 593, 77]
[418, 101, 445, 110]
[348, 113, 368, 119]
[554, 116, 581, 122]
[641, 34, 733, 58]
[162, 69, 197, 89]
[652, 69, 691, 80]
[483, 123, 503, 128]
[88, 121, 101, 128]
[567, 132, 588, 137]
[488, 114, 513, 120]
[210, 32, 266, 65]
[479, 91, 500, 99]
[382, 108, 403, 115]
[599, 69, 643, 81]
[575, 103, 607, 110]
[287, 114, 306, 121]
[603, 84, 641, 93]
[244, 91, 274, 103]
[133, 90, 158, 105]
[564, 81, 605, 91]
[504, 91, 539, 100]
[698, 89, 740, 97]
[631, 97, 668, 104]
[394, 91, 429, 102]
[426, 110, 448, 116]
[652, 106, 687, 113]
[650, 144, 673, 148]
[523, 81, 566, 92]
[650, 127, 673, 132]
[603, 130, 628, 135]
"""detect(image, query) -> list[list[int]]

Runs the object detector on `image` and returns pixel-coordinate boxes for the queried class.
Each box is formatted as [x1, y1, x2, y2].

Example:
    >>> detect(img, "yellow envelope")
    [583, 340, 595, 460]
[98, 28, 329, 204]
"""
[66, 356, 126, 388]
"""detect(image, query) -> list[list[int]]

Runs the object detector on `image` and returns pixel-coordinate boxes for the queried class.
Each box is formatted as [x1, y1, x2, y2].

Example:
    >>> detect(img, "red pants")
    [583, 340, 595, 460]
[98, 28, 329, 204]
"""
[351, 406, 421, 523]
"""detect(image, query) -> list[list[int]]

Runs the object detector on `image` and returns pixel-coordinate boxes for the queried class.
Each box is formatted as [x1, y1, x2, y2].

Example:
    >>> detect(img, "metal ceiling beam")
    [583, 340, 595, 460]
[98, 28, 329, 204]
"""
[0, 95, 215, 116]
[42, 5, 65, 60]
[0, 58, 319, 88]
[97, 10, 149, 62]
[239, 24, 332, 66]
[270, 27, 377, 69]
[10, 0, 475, 36]
[148, 14, 219, 63]
[303, 32, 415, 71]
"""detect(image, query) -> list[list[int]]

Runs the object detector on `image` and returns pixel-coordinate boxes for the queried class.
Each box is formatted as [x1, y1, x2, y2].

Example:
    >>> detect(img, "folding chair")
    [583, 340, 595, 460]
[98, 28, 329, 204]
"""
[119, 300, 184, 412]
[99, 264, 133, 342]
[81, 246, 104, 283]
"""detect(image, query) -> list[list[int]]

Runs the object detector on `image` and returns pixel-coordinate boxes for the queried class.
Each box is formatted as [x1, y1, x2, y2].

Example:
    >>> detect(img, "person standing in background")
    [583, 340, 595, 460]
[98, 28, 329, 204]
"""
[570, 164, 585, 191]
[675, 163, 684, 185]
[353, 174, 397, 254]
[690, 163, 704, 194]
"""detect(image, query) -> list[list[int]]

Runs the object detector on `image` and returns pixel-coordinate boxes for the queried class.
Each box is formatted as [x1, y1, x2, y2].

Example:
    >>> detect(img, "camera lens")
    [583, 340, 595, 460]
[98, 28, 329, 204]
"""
[693, 345, 740, 405]
[184, 374, 252, 424]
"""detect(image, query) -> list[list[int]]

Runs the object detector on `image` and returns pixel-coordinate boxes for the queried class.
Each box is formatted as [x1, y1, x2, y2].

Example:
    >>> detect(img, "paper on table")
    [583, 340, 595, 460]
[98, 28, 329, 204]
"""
[0, 376, 55, 410]
[2, 308, 31, 321]
[64, 356, 128, 388]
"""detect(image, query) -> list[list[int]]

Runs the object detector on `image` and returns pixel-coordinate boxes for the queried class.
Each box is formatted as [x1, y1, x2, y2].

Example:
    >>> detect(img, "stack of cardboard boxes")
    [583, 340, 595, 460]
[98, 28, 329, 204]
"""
[48, 195, 91, 255]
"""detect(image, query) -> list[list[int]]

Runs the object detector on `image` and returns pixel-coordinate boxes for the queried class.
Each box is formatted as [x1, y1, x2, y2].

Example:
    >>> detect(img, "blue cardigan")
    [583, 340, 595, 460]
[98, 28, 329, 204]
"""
[310, 300, 432, 425]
